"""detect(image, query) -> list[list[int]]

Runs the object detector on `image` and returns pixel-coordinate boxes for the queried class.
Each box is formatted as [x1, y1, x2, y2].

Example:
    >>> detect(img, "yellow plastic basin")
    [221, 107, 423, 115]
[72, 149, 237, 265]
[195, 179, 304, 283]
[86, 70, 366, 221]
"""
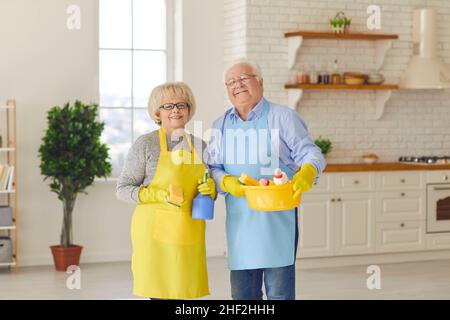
[242, 182, 301, 212]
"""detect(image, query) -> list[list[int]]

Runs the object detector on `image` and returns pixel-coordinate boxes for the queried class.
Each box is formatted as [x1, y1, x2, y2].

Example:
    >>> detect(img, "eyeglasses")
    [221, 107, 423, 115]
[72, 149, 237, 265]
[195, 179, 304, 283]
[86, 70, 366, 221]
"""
[159, 102, 190, 111]
[225, 74, 257, 88]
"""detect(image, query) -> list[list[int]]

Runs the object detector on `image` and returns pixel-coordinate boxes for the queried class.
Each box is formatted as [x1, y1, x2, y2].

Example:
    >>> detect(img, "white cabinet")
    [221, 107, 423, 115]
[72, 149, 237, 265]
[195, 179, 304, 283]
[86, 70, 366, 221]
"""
[377, 172, 422, 190]
[298, 194, 334, 258]
[426, 171, 450, 183]
[335, 173, 375, 192]
[426, 233, 450, 250]
[376, 221, 425, 253]
[334, 193, 376, 255]
[376, 190, 425, 221]
[299, 170, 431, 258]
[311, 173, 334, 194]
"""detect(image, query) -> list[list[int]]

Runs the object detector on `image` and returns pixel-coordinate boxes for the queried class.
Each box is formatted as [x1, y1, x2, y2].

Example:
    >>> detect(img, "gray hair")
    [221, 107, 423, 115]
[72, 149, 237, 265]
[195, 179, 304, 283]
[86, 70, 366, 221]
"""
[148, 82, 196, 125]
[223, 58, 263, 83]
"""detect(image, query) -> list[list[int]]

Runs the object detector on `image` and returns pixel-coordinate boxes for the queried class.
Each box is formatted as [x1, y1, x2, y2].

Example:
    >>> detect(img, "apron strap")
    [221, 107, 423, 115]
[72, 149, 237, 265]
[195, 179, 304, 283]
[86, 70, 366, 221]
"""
[159, 128, 199, 164]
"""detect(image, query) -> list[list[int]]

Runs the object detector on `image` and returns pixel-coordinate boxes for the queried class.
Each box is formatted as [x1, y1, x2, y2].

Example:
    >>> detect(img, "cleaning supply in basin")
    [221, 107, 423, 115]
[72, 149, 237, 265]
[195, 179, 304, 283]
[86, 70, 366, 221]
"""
[259, 178, 269, 186]
[192, 171, 215, 220]
[238, 173, 260, 186]
[167, 184, 184, 207]
[273, 168, 289, 185]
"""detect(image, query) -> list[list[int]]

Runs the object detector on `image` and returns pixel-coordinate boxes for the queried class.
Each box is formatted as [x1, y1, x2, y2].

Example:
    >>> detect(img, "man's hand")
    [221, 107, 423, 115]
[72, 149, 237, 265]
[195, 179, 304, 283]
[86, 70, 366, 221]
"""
[221, 175, 245, 197]
[292, 163, 317, 200]
[138, 185, 169, 204]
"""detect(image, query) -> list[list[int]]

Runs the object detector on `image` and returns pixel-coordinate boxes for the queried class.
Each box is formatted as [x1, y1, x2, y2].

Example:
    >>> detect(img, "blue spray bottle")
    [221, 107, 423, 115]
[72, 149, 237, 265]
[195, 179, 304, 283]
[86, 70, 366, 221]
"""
[192, 170, 215, 220]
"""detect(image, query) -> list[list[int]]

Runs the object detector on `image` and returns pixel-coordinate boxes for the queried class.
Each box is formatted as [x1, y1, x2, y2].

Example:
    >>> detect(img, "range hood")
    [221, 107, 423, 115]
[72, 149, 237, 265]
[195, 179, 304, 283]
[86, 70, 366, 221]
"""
[400, 8, 450, 89]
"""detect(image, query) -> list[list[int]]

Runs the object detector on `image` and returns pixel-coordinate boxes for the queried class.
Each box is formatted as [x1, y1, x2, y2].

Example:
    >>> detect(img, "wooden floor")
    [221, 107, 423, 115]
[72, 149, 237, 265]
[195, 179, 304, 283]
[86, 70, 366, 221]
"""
[1, 257, 450, 299]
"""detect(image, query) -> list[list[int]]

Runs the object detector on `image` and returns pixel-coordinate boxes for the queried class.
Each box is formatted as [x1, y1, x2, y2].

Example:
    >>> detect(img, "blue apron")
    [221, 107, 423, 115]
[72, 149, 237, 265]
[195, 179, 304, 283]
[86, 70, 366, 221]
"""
[222, 100, 297, 270]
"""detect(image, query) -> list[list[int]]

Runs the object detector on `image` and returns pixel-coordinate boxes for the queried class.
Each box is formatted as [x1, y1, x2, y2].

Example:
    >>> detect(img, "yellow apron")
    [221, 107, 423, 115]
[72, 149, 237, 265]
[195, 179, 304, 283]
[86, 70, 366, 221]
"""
[130, 128, 209, 299]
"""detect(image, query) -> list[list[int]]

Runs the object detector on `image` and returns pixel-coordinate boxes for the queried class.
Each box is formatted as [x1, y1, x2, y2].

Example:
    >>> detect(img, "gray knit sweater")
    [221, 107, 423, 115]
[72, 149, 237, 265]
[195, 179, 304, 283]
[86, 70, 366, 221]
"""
[116, 130, 208, 204]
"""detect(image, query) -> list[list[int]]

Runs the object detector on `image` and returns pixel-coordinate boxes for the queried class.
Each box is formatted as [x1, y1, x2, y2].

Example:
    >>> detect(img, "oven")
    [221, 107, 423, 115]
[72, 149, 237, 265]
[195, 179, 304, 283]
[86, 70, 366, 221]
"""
[427, 183, 450, 233]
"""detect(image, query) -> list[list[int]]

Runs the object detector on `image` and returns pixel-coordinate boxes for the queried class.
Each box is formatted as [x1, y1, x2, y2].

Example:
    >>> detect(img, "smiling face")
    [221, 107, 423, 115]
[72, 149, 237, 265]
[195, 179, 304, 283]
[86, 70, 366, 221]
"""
[158, 96, 190, 134]
[225, 63, 263, 113]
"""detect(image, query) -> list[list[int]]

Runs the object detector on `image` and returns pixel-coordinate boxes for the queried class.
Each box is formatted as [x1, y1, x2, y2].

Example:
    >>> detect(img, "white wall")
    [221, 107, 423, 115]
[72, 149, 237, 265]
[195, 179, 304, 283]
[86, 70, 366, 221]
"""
[0, 0, 226, 266]
[225, 0, 450, 163]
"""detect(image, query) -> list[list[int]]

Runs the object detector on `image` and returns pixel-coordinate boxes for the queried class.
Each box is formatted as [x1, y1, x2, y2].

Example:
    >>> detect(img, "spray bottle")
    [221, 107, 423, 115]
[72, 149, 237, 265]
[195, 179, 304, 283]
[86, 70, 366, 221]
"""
[192, 170, 215, 220]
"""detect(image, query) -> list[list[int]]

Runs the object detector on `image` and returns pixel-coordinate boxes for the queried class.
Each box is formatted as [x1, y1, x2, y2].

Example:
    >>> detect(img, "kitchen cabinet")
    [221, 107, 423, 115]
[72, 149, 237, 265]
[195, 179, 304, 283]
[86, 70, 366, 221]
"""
[298, 194, 334, 258]
[377, 172, 423, 190]
[376, 220, 425, 253]
[426, 233, 450, 250]
[300, 173, 376, 257]
[376, 190, 425, 222]
[334, 193, 376, 255]
[299, 170, 432, 258]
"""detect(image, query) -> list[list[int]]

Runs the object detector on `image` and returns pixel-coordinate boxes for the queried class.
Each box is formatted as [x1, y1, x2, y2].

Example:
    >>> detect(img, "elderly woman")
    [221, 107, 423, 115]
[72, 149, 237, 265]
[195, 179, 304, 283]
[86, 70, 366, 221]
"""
[116, 82, 216, 299]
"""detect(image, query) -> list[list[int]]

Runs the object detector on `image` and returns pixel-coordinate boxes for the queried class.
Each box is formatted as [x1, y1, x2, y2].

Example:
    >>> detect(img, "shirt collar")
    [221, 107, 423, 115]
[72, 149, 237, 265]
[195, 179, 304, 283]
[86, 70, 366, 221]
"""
[229, 97, 265, 122]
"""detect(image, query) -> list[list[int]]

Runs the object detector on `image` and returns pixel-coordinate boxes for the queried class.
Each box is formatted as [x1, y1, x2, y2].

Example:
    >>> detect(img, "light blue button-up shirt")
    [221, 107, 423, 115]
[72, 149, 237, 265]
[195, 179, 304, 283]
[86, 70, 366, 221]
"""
[208, 97, 327, 193]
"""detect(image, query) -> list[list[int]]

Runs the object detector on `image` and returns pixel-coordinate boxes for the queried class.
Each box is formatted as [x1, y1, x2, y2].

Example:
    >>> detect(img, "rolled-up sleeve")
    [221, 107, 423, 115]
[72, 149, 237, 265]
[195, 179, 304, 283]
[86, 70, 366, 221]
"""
[208, 116, 228, 194]
[279, 109, 327, 179]
[116, 137, 147, 204]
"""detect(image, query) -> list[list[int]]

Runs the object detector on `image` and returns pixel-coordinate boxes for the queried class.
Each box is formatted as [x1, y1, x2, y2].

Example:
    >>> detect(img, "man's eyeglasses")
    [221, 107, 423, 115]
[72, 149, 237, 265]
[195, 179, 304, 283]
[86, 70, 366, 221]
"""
[159, 102, 190, 111]
[225, 74, 257, 88]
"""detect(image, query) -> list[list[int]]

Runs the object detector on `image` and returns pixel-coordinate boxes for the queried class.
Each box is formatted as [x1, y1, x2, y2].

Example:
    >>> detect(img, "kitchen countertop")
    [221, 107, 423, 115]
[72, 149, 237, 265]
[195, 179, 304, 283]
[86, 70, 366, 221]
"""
[324, 162, 450, 172]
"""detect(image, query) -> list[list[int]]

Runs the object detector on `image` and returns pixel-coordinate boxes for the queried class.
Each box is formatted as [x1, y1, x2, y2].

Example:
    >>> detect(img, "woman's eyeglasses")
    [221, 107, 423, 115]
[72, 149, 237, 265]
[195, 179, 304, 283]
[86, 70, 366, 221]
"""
[159, 102, 190, 111]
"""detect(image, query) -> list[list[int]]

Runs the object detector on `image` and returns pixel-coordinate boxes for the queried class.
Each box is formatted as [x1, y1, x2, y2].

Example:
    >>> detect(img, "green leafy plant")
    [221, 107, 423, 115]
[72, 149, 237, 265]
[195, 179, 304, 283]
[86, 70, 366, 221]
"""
[39, 101, 112, 248]
[329, 11, 352, 27]
[314, 137, 333, 157]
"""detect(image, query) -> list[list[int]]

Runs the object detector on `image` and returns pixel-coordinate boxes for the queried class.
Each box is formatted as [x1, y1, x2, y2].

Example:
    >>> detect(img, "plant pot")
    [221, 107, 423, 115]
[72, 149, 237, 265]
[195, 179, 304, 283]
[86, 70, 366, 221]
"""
[344, 25, 351, 33]
[331, 25, 345, 33]
[50, 245, 83, 271]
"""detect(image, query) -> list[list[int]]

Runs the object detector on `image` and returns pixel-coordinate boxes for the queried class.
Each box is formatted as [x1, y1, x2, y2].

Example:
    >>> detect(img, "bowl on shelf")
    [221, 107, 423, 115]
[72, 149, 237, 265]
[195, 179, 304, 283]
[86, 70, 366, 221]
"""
[367, 73, 385, 85]
[343, 72, 368, 85]
[362, 153, 379, 164]
[344, 77, 365, 85]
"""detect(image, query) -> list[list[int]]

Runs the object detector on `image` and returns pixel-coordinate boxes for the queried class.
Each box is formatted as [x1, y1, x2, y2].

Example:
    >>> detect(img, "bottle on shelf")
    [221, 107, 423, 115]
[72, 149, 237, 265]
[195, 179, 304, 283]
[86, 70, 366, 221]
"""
[331, 59, 342, 85]
[319, 63, 330, 85]
[310, 64, 319, 84]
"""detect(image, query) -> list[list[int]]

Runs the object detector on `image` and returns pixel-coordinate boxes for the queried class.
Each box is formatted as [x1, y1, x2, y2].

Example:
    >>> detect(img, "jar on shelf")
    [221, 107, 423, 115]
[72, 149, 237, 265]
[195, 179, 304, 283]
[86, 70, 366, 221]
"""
[310, 65, 319, 84]
[297, 71, 309, 84]
[331, 59, 342, 85]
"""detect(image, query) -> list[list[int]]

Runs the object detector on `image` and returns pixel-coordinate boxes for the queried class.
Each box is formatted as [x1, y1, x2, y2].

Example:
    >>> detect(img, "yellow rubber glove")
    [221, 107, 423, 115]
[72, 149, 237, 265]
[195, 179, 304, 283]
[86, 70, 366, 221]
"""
[197, 178, 217, 200]
[138, 185, 168, 204]
[292, 163, 317, 200]
[221, 175, 245, 197]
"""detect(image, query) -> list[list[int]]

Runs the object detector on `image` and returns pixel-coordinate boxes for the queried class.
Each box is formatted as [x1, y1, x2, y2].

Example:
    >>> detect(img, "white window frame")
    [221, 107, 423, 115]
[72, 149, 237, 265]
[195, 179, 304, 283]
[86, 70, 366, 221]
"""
[98, 0, 174, 179]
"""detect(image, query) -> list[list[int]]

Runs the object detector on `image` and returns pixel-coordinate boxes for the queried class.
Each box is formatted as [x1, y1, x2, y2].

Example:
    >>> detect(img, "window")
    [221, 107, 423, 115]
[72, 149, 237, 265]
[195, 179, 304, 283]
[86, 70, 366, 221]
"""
[99, 0, 171, 176]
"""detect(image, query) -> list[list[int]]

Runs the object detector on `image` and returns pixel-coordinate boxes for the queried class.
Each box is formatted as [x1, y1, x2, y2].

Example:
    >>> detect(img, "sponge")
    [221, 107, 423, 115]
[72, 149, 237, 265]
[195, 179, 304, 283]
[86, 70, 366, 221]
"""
[238, 173, 260, 186]
[168, 184, 184, 207]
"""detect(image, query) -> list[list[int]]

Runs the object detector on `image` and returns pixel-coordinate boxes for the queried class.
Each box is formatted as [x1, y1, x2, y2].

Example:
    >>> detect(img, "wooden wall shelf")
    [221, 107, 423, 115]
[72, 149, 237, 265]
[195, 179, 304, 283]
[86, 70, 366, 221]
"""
[286, 84, 399, 120]
[285, 84, 399, 90]
[285, 30, 399, 120]
[284, 31, 399, 40]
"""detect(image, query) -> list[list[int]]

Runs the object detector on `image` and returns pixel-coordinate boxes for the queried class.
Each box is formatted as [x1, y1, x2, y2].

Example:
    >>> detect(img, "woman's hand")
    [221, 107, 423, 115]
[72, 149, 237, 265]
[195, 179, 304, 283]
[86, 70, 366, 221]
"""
[197, 178, 217, 200]
[138, 185, 168, 204]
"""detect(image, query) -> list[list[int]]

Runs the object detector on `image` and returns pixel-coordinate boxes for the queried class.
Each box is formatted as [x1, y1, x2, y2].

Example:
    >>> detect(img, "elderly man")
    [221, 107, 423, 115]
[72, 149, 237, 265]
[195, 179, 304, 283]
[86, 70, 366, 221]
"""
[208, 58, 326, 300]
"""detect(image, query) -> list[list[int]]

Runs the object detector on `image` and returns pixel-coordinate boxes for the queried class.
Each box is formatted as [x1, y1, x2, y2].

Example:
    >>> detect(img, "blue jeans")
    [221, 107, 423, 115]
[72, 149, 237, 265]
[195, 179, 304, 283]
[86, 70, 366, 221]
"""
[230, 209, 298, 300]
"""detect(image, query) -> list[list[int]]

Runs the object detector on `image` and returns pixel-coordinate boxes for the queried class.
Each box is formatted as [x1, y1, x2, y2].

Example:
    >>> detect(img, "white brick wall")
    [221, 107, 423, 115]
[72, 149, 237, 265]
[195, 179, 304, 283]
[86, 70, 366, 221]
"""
[224, 0, 450, 163]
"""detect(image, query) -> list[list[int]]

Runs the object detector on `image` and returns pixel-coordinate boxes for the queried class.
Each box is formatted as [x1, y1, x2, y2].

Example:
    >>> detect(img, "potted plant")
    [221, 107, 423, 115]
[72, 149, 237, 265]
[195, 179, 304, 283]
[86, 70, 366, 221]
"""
[314, 136, 333, 158]
[38, 101, 112, 271]
[329, 11, 351, 34]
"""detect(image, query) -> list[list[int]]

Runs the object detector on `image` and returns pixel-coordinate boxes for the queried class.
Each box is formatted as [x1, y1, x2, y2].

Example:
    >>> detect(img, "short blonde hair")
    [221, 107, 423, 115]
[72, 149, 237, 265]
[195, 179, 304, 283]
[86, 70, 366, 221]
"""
[223, 58, 263, 83]
[148, 82, 196, 125]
